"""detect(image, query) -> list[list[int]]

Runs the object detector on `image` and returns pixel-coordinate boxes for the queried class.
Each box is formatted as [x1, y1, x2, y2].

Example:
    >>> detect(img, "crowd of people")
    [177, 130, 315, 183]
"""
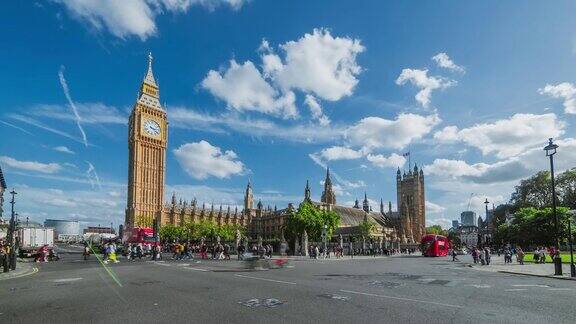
[451, 245, 559, 266]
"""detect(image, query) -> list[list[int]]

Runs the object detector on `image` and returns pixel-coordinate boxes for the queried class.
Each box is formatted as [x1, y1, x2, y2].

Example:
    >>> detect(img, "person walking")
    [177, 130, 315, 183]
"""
[517, 247, 525, 265]
[484, 247, 491, 265]
[451, 248, 459, 262]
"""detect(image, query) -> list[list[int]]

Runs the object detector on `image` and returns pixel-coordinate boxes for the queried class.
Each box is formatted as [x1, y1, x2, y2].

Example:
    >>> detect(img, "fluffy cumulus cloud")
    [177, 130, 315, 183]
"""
[433, 113, 564, 159]
[425, 137, 576, 184]
[0, 156, 62, 174]
[201, 60, 297, 118]
[304, 95, 330, 125]
[56, 0, 247, 40]
[539, 82, 576, 114]
[173, 140, 245, 180]
[366, 153, 406, 169]
[431, 53, 465, 73]
[426, 201, 446, 214]
[396, 69, 455, 108]
[346, 113, 441, 150]
[317, 146, 364, 161]
[203, 29, 363, 121]
[264, 28, 365, 101]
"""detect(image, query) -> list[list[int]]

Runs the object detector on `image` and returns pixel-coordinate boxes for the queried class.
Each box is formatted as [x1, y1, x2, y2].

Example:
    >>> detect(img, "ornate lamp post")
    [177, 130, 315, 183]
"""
[544, 138, 562, 276]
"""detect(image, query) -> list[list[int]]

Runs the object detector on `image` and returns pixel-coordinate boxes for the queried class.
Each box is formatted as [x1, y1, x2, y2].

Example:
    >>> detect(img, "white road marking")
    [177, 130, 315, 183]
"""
[417, 278, 436, 283]
[467, 284, 491, 289]
[177, 263, 190, 267]
[512, 284, 550, 288]
[185, 267, 209, 272]
[153, 262, 171, 267]
[339, 289, 463, 309]
[53, 278, 83, 283]
[234, 274, 297, 285]
[548, 288, 572, 291]
[505, 289, 528, 292]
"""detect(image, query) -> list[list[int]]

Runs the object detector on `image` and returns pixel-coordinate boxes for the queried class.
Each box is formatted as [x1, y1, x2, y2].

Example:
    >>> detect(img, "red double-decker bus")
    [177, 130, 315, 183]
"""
[420, 234, 450, 257]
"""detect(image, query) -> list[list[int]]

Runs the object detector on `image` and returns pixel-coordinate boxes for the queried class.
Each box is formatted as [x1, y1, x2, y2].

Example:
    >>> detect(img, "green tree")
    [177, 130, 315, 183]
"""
[285, 202, 340, 241]
[359, 219, 376, 238]
[426, 225, 448, 236]
[510, 171, 553, 210]
[557, 168, 576, 210]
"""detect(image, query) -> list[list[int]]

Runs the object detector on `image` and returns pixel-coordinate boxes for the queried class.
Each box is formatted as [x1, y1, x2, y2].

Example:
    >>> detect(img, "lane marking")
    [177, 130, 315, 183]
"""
[234, 274, 297, 285]
[467, 284, 491, 288]
[53, 278, 83, 283]
[339, 289, 463, 309]
[0, 267, 38, 281]
[185, 267, 209, 272]
[153, 262, 171, 267]
[505, 289, 528, 292]
[512, 284, 549, 288]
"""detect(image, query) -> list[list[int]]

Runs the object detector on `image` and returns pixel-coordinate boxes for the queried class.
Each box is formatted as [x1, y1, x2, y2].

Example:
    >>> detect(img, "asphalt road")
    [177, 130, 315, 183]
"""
[1, 250, 575, 324]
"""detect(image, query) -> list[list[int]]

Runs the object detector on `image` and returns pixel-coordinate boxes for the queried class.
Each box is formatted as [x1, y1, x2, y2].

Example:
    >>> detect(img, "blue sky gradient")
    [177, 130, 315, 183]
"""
[1, 1, 576, 228]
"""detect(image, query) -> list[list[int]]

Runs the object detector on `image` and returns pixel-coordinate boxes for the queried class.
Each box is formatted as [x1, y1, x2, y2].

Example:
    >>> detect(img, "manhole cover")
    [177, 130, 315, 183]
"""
[238, 298, 284, 308]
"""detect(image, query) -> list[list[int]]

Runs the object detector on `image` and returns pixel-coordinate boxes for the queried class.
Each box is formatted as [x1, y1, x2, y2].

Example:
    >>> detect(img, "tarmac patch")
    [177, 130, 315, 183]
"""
[318, 293, 351, 301]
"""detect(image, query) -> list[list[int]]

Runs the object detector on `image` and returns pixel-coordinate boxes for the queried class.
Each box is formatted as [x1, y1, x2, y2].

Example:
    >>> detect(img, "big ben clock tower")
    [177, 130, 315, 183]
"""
[125, 53, 167, 229]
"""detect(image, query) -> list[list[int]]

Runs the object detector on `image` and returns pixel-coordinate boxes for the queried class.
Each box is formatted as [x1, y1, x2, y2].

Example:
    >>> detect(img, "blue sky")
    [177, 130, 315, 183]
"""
[1, 0, 576, 229]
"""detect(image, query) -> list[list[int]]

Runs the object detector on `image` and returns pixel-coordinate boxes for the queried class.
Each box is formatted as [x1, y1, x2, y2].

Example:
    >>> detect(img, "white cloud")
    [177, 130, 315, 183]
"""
[170, 107, 343, 143]
[346, 113, 441, 150]
[85, 162, 101, 189]
[425, 137, 576, 184]
[54, 146, 75, 154]
[431, 52, 465, 73]
[426, 201, 446, 214]
[539, 82, 576, 114]
[304, 95, 330, 125]
[173, 140, 245, 180]
[59, 66, 88, 147]
[0, 156, 62, 174]
[201, 60, 298, 118]
[30, 103, 126, 124]
[266, 28, 365, 101]
[57, 0, 247, 40]
[433, 113, 565, 159]
[396, 68, 456, 108]
[317, 146, 363, 161]
[366, 153, 406, 169]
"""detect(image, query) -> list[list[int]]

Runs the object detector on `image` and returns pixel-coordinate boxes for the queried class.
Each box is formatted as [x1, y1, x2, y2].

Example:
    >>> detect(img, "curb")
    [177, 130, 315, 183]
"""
[497, 270, 576, 281]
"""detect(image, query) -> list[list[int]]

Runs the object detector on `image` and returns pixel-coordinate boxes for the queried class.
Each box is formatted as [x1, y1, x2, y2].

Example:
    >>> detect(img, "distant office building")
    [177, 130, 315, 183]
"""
[460, 211, 476, 226]
[452, 220, 459, 229]
[83, 226, 115, 235]
[44, 219, 80, 241]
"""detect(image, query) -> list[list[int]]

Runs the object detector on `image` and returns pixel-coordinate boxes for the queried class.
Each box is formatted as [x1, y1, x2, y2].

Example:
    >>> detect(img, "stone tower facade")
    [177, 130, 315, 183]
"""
[362, 192, 370, 213]
[244, 180, 254, 210]
[396, 165, 425, 243]
[321, 168, 336, 205]
[125, 53, 168, 229]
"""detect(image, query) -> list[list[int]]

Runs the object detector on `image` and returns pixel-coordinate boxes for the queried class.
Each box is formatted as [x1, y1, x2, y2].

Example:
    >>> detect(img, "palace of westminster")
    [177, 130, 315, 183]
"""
[125, 55, 426, 245]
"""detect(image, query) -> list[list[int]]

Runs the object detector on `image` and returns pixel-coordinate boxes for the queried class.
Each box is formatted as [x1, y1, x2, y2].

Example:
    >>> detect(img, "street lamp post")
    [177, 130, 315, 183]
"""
[322, 224, 328, 259]
[568, 211, 575, 277]
[544, 138, 562, 276]
[484, 198, 489, 246]
[7, 189, 18, 271]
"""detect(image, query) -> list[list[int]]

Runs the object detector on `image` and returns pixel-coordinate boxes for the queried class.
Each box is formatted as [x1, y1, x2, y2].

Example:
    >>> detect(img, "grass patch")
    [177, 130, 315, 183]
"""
[521, 253, 574, 264]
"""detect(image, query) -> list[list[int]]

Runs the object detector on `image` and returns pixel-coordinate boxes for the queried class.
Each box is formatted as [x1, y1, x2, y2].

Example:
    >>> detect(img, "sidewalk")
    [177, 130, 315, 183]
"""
[464, 256, 575, 281]
[0, 262, 38, 281]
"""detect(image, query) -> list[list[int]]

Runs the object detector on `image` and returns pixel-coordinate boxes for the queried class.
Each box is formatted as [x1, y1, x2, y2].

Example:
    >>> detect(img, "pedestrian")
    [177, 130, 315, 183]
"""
[472, 248, 478, 264]
[451, 249, 459, 262]
[484, 247, 491, 265]
[517, 247, 525, 265]
[83, 244, 90, 261]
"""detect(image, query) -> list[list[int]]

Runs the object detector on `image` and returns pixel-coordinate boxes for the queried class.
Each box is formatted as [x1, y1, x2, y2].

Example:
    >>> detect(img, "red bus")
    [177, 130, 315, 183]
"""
[420, 234, 450, 257]
[124, 227, 159, 246]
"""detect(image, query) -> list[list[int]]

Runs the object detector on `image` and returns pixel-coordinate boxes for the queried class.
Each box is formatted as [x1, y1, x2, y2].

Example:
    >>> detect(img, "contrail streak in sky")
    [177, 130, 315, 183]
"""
[59, 66, 88, 147]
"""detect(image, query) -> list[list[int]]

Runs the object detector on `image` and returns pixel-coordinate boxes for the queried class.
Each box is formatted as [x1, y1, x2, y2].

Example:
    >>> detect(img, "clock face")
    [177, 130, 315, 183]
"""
[143, 119, 161, 136]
